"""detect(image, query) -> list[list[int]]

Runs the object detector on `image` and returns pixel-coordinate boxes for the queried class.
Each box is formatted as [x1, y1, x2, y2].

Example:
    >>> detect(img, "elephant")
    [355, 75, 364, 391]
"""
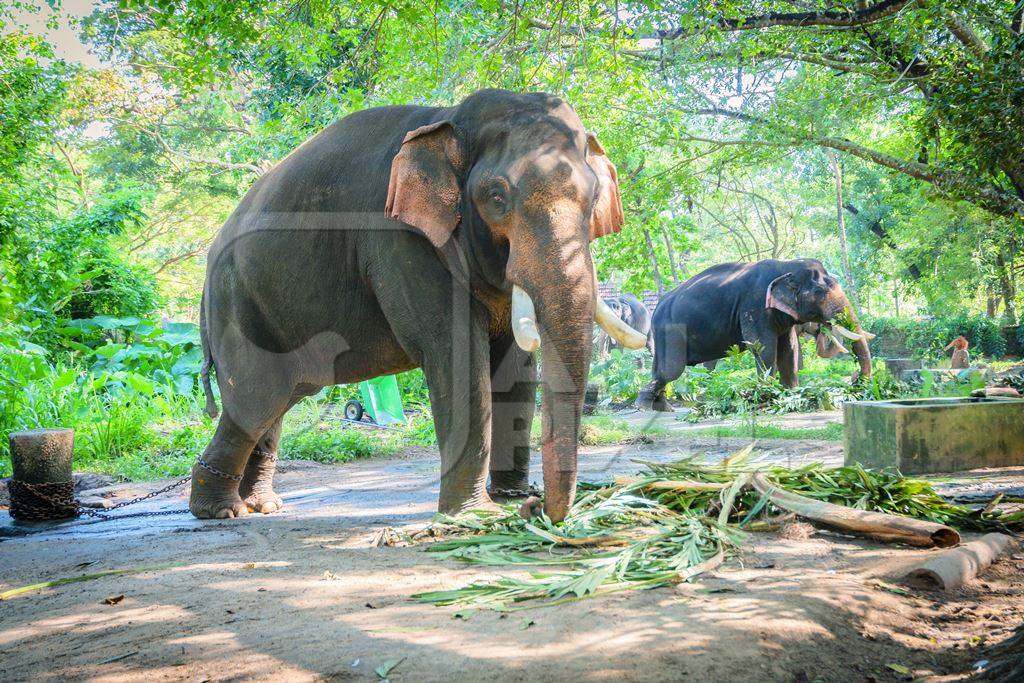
[636, 259, 873, 411]
[193, 89, 647, 522]
[596, 293, 654, 356]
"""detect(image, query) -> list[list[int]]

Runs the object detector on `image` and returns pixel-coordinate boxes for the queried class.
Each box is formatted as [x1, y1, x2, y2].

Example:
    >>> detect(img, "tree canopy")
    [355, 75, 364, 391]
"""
[2, 0, 1022, 322]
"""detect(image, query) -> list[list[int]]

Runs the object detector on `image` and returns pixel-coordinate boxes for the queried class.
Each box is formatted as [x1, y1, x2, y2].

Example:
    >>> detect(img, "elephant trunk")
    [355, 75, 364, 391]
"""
[508, 246, 595, 523]
[848, 308, 873, 380]
[829, 294, 873, 380]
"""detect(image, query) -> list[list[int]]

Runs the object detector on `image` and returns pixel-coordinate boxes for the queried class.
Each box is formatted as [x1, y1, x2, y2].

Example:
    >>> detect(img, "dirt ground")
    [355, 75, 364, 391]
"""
[2, 411, 1022, 682]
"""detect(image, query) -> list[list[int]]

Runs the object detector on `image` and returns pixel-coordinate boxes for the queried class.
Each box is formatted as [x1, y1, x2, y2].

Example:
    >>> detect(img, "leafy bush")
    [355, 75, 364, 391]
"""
[280, 426, 395, 463]
[669, 344, 913, 420]
[590, 348, 649, 402]
[9, 190, 162, 340]
[862, 313, 1008, 359]
[57, 315, 204, 397]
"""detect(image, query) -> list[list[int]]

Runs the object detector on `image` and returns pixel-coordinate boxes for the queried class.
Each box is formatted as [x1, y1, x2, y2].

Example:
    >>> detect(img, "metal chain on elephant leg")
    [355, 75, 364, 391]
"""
[488, 485, 541, 499]
[238, 448, 283, 513]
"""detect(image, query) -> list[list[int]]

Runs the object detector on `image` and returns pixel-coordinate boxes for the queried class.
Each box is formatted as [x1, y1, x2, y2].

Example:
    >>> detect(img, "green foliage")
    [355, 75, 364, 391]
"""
[58, 315, 204, 396]
[414, 448, 1020, 609]
[577, 415, 667, 446]
[281, 426, 394, 463]
[687, 422, 845, 442]
[864, 313, 1008, 359]
[589, 349, 649, 402]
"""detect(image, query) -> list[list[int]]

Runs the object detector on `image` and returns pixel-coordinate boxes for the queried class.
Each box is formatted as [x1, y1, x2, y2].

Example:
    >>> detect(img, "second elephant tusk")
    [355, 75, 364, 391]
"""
[832, 323, 866, 342]
[511, 285, 541, 353]
[592, 263, 648, 350]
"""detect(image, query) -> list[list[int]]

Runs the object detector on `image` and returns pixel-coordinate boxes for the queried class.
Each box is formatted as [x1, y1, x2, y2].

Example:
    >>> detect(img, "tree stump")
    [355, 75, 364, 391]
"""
[8, 428, 77, 521]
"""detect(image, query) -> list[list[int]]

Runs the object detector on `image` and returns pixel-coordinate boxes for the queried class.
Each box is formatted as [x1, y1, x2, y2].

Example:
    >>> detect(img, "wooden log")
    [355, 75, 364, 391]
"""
[10, 428, 75, 485]
[751, 472, 960, 548]
[902, 533, 1013, 590]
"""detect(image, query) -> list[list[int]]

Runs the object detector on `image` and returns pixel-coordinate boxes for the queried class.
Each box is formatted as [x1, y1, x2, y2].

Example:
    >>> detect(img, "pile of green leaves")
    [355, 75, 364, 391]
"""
[414, 450, 1022, 610]
[673, 345, 875, 419]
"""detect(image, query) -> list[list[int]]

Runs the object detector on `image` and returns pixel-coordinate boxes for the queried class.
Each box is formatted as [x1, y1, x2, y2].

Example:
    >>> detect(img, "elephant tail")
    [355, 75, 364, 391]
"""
[199, 294, 219, 419]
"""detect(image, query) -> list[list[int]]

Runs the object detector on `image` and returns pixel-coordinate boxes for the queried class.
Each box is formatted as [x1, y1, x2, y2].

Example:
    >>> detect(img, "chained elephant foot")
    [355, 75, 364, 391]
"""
[239, 450, 283, 514]
[487, 471, 535, 502]
[439, 488, 502, 516]
[189, 462, 248, 519]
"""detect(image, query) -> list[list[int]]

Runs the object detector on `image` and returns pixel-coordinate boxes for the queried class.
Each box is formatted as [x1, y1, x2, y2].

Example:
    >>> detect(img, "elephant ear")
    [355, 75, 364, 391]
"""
[765, 273, 801, 319]
[386, 120, 465, 250]
[586, 133, 625, 241]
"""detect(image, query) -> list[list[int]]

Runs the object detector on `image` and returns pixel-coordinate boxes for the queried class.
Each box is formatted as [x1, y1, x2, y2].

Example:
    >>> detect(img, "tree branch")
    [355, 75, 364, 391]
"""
[685, 108, 1024, 218]
[657, 0, 914, 39]
[945, 12, 989, 58]
[815, 136, 1024, 217]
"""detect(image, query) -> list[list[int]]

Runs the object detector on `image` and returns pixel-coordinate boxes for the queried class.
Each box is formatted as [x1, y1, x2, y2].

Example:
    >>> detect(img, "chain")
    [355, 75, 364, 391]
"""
[78, 476, 193, 520]
[196, 456, 243, 482]
[488, 486, 540, 499]
[5, 474, 193, 534]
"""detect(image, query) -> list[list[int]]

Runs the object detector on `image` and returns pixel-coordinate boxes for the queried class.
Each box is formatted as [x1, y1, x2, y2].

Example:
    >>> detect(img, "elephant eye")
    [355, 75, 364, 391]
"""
[490, 190, 504, 205]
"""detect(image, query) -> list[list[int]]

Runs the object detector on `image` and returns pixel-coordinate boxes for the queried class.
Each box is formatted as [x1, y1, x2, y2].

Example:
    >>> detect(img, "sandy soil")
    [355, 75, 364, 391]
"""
[2, 420, 1022, 682]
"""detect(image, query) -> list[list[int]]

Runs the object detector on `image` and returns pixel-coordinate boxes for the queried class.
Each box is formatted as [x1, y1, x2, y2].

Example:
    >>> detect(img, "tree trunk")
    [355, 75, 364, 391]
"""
[660, 225, 681, 286]
[830, 151, 861, 312]
[643, 227, 666, 294]
[996, 250, 1018, 324]
[986, 285, 998, 318]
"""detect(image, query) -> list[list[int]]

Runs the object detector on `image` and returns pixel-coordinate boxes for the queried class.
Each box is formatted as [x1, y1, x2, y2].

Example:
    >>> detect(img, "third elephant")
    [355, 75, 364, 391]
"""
[637, 259, 874, 411]
[601, 293, 654, 354]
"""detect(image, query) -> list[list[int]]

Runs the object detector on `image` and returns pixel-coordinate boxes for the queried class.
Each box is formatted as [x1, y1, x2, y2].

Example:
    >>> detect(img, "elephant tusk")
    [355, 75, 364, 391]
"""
[832, 323, 865, 342]
[821, 327, 849, 355]
[861, 330, 877, 341]
[511, 285, 541, 353]
[592, 262, 648, 350]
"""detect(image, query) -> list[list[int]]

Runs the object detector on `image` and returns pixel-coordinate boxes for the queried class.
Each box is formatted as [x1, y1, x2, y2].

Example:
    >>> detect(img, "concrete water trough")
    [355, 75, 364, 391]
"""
[844, 397, 1024, 474]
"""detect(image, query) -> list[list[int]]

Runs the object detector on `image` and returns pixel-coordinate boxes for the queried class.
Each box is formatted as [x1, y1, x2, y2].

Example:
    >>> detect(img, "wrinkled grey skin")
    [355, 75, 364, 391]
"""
[598, 294, 654, 355]
[193, 89, 623, 522]
[636, 259, 871, 411]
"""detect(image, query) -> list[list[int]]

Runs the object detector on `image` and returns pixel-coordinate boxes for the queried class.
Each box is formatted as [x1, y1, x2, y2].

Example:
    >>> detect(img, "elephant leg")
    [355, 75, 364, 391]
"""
[190, 413, 259, 519]
[637, 325, 683, 412]
[777, 327, 800, 389]
[742, 316, 779, 378]
[421, 311, 494, 513]
[239, 416, 285, 513]
[487, 333, 536, 498]
[371, 252, 495, 514]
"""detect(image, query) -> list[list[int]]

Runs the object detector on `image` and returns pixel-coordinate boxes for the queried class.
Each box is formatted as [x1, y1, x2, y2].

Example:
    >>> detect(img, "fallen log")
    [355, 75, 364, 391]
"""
[751, 472, 960, 548]
[902, 533, 1013, 590]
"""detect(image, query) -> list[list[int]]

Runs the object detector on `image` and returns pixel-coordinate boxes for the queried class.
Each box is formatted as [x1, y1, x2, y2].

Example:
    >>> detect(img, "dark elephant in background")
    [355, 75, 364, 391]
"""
[636, 259, 873, 411]
[195, 89, 646, 522]
[599, 293, 654, 354]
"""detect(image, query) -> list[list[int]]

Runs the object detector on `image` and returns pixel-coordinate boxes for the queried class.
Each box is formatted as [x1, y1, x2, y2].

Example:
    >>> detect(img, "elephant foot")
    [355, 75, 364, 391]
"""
[635, 392, 654, 411]
[243, 489, 284, 514]
[239, 450, 283, 514]
[190, 463, 248, 519]
[651, 396, 674, 412]
[487, 472, 535, 501]
[438, 490, 501, 516]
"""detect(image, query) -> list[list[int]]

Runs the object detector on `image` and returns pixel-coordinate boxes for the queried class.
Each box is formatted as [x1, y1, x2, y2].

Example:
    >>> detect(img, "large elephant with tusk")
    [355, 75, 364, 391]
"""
[637, 259, 874, 411]
[193, 89, 647, 522]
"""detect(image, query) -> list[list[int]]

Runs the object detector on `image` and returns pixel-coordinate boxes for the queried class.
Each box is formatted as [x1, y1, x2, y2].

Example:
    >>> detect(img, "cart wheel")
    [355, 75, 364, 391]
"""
[344, 400, 365, 422]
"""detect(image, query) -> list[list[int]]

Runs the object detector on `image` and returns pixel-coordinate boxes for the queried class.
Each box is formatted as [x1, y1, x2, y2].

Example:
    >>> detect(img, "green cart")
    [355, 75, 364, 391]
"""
[344, 374, 405, 425]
